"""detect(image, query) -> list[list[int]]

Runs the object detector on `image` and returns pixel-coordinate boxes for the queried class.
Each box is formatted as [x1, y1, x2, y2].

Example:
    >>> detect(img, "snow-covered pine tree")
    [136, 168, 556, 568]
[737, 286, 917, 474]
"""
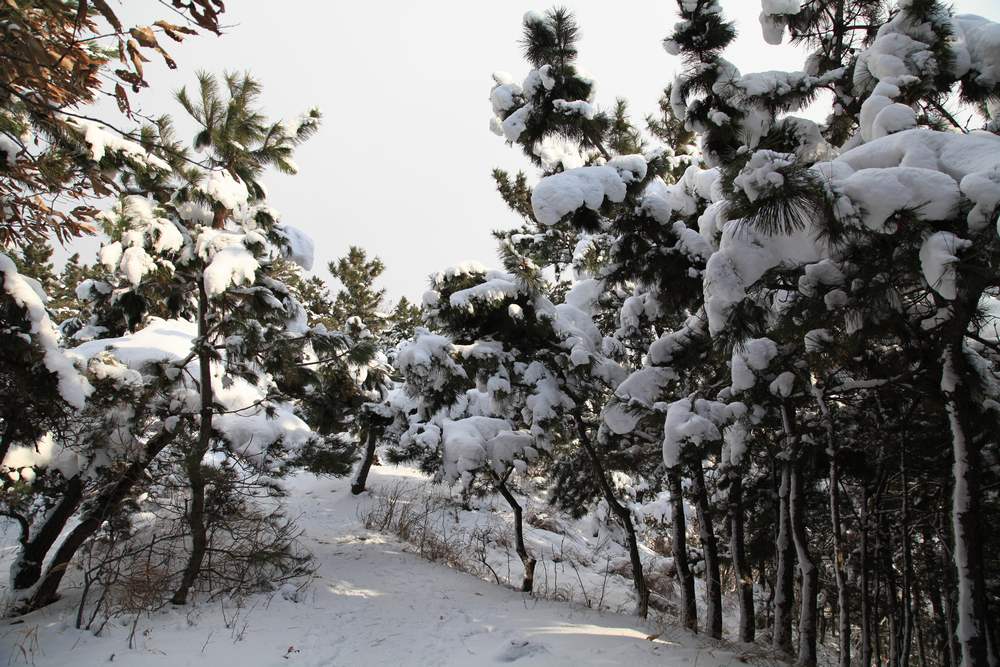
[661, 1, 1000, 664]
[327, 246, 388, 334]
[40, 72, 378, 609]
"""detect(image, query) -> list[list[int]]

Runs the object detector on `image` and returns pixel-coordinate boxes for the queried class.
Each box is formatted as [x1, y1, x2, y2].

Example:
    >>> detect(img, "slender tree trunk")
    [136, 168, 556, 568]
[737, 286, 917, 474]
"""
[815, 381, 851, 667]
[941, 343, 996, 667]
[886, 537, 899, 667]
[691, 462, 722, 639]
[668, 466, 697, 632]
[573, 412, 649, 618]
[11, 475, 84, 591]
[172, 278, 213, 606]
[495, 476, 535, 593]
[830, 454, 850, 667]
[915, 583, 929, 667]
[924, 526, 953, 667]
[774, 450, 795, 656]
[782, 402, 817, 667]
[729, 474, 755, 642]
[23, 427, 180, 611]
[861, 483, 873, 667]
[901, 448, 914, 667]
[351, 427, 378, 495]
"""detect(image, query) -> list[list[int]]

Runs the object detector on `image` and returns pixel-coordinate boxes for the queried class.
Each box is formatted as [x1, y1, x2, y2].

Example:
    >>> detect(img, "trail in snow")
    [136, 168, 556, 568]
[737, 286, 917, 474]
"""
[0, 466, 751, 667]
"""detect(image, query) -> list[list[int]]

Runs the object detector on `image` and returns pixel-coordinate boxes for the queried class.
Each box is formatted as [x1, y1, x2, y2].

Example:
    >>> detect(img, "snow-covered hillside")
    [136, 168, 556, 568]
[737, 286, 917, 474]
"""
[0, 466, 756, 667]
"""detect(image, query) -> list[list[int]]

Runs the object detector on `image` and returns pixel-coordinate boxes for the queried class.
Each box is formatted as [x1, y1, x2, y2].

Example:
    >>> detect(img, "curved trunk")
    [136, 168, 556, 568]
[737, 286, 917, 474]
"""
[573, 412, 648, 618]
[781, 402, 817, 667]
[495, 476, 535, 593]
[668, 466, 697, 632]
[729, 475, 755, 642]
[691, 462, 721, 639]
[24, 427, 180, 611]
[11, 475, 84, 592]
[351, 427, 379, 495]
[172, 277, 213, 606]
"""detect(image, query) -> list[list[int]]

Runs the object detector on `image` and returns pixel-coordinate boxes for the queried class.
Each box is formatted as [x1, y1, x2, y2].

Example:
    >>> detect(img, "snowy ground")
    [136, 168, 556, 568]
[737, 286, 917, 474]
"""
[0, 465, 762, 666]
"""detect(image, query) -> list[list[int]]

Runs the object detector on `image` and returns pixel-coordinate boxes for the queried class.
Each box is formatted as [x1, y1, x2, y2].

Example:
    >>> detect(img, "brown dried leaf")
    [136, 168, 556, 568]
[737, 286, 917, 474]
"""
[154, 20, 197, 41]
[90, 0, 122, 33]
[129, 26, 159, 49]
[114, 83, 130, 115]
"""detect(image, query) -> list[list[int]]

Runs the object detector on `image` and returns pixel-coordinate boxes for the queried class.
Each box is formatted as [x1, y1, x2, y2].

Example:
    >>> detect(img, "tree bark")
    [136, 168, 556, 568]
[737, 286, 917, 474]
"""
[350, 426, 378, 495]
[941, 342, 996, 667]
[782, 402, 818, 667]
[495, 475, 535, 593]
[23, 426, 180, 611]
[773, 449, 795, 656]
[861, 483, 873, 667]
[816, 384, 850, 667]
[11, 475, 84, 591]
[172, 277, 213, 606]
[668, 466, 697, 632]
[573, 412, 649, 618]
[691, 461, 722, 639]
[728, 474, 755, 642]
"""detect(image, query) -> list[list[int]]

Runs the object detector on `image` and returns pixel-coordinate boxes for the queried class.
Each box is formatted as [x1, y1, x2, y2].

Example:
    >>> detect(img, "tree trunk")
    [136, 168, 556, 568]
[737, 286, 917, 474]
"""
[729, 474, 755, 642]
[573, 412, 648, 618]
[11, 475, 84, 592]
[172, 277, 213, 606]
[941, 530, 961, 667]
[23, 427, 180, 611]
[830, 451, 850, 667]
[901, 447, 914, 667]
[495, 476, 535, 593]
[941, 343, 996, 667]
[861, 483, 873, 667]
[782, 402, 817, 667]
[351, 427, 378, 495]
[691, 462, 722, 639]
[668, 466, 697, 632]
[817, 384, 850, 667]
[773, 450, 795, 656]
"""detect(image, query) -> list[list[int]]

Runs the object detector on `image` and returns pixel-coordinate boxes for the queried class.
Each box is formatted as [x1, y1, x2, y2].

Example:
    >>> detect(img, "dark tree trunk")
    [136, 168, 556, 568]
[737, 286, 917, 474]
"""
[901, 448, 914, 667]
[351, 427, 378, 495]
[573, 412, 648, 618]
[668, 466, 697, 632]
[172, 277, 213, 606]
[861, 484, 873, 667]
[729, 474, 755, 642]
[691, 462, 721, 639]
[818, 386, 850, 667]
[782, 403, 817, 667]
[495, 476, 535, 593]
[11, 475, 84, 591]
[24, 427, 180, 611]
[773, 451, 795, 656]
[831, 453, 850, 667]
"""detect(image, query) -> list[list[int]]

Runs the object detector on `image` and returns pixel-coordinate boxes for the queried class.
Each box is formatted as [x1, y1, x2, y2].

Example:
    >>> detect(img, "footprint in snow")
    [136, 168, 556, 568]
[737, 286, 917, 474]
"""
[495, 639, 549, 662]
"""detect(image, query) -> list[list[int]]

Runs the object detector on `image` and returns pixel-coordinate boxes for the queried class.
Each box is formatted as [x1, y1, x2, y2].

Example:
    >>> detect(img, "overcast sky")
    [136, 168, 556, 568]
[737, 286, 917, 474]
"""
[89, 1, 1000, 302]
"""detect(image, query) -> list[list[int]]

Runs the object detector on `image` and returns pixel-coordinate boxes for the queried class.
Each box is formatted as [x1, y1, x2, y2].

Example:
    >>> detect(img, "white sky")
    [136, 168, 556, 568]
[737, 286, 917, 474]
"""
[77, 1, 1000, 301]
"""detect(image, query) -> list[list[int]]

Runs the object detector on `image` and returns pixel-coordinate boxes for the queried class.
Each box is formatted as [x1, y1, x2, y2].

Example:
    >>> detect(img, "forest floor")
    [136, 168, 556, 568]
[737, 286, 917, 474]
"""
[0, 465, 765, 666]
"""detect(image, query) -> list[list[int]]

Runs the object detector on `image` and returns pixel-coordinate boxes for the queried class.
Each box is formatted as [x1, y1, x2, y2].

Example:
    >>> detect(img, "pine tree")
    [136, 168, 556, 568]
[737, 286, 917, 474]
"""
[328, 246, 387, 333]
